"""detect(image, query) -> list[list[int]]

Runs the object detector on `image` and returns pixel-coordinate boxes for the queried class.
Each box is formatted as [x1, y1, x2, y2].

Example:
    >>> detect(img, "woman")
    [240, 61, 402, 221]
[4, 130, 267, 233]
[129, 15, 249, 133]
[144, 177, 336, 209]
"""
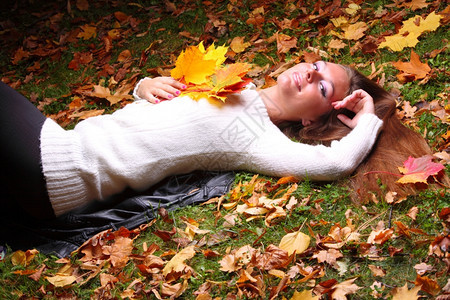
[1, 61, 383, 219]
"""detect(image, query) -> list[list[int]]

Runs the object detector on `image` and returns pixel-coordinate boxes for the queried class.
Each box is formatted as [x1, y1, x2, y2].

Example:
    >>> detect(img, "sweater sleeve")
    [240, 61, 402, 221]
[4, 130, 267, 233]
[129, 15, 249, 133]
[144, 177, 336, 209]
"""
[249, 113, 383, 181]
[132, 77, 151, 101]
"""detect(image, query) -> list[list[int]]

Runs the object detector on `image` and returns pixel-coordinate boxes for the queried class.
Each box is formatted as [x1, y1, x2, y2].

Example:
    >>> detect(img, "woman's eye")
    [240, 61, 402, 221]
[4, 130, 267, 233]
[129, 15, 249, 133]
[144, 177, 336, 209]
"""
[312, 63, 319, 71]
[319, 82, 327, 98]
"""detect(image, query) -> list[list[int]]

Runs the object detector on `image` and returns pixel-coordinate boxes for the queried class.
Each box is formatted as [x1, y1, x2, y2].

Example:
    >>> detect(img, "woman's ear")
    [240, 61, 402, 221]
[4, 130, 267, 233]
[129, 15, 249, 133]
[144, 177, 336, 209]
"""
[302, 119, 312, 126]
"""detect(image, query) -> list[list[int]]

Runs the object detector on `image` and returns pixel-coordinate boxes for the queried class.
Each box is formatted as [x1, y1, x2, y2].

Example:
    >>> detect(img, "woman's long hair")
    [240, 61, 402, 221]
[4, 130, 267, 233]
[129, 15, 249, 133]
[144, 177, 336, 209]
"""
[283, 66, 435, 202]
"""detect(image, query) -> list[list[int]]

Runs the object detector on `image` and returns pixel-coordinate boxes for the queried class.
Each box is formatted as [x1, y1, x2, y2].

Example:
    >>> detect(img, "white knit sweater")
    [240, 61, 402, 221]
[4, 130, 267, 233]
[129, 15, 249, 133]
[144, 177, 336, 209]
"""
[40, 84, 383, 216]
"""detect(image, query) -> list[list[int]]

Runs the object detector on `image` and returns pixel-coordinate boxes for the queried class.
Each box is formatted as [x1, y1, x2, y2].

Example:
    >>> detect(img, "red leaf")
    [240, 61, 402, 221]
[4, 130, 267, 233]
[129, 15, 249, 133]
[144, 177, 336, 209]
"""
[397, 155, 445, 184]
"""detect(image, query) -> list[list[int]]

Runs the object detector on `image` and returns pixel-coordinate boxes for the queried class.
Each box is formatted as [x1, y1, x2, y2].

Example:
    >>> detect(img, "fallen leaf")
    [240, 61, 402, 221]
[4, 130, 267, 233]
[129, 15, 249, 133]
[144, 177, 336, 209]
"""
[230, 36, 251, 53]
[276, 32, 298, 53]
[393, 51, 431, 83]
[279, 230, 311, 255]
[11, 249, 39, 267]
[102, 236, 133, 268]
[76, 0, 89, 11]
[397, 155, 445, 184]
[414, 262, 433, 275]
[379, 11, 442, 51]
[400, 0, 429, 11]
[368, 264, 386, 277]
[162, 246, 196, 276]
[46, 274, 77, 287]
[331, 278, 360, 300]
[312, 249, 343, 267]
[367, 228, 394, 245]
[117, 49, 131, 62]
[219, 253, 238, 272]
[392, 283, 421, 300]
[343, 22, 368, 40]
[415, 275, 441, 296]
[407, 206, 419, 220]
[12, 47, 30, 65]
[77, 24, 97, 40]
[253, 244, 289, 270]
[290, 289, 319, 300]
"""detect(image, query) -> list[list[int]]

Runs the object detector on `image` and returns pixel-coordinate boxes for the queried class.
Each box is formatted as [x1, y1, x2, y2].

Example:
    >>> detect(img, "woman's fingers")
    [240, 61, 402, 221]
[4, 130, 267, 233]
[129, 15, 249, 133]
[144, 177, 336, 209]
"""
[332, 89, 375, 129]
[137, 77, 186, 103]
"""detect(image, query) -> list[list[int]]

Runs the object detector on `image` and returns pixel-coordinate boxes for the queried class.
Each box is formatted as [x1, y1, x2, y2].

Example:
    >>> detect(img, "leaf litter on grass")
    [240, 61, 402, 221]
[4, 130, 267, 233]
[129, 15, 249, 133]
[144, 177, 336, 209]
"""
[0, 0, 449, 298]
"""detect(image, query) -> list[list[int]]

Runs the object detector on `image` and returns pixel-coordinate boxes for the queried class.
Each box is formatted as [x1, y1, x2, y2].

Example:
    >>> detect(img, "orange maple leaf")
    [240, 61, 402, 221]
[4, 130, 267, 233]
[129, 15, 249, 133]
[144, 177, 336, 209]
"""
[397, 155, 445, 185]
[392, 50, 431, 83]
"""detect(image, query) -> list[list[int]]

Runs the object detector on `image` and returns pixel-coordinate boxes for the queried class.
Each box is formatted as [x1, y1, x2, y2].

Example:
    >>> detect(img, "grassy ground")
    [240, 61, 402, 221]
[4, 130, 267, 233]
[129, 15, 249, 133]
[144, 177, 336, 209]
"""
[0, 0, 449, 299]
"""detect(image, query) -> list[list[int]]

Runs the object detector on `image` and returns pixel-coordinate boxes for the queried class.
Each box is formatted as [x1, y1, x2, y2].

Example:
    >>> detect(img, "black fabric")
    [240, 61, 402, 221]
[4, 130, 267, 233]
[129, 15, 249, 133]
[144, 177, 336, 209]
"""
[0, 82, 54, 219]
[0, 171, 234, 258]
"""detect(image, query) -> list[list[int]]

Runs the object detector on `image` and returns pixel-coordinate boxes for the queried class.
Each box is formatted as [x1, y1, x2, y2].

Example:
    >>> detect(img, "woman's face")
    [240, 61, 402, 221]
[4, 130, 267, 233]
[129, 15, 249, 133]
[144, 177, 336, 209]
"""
[275, 61, 350, 125]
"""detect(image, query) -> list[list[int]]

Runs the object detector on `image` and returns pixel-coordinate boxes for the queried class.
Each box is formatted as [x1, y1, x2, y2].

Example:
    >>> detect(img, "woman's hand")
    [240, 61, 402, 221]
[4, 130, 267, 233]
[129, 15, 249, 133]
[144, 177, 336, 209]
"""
[331, 89, 375, 129]
[136, 77, 186, 103]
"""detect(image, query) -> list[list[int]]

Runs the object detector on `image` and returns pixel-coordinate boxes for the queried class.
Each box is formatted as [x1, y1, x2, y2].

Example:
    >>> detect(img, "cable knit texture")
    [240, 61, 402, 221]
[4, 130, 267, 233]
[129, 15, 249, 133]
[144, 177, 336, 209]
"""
[40, 84, 383, 216]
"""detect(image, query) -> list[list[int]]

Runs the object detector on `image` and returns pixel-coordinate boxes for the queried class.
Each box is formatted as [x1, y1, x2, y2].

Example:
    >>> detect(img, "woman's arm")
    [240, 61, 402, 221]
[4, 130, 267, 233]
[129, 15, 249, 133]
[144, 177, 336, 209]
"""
[133, 77, 186, 103]
[250, 89, 382, 180]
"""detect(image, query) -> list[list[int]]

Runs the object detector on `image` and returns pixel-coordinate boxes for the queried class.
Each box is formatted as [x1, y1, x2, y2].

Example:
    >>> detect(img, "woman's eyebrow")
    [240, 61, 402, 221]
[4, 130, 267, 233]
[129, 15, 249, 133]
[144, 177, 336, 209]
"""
[323, 61, 335, 100]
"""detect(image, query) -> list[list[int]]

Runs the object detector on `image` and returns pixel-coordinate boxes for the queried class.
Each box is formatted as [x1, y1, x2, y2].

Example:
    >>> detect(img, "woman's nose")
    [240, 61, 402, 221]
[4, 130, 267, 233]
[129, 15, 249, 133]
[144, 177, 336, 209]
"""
[305, 69, 314, 83]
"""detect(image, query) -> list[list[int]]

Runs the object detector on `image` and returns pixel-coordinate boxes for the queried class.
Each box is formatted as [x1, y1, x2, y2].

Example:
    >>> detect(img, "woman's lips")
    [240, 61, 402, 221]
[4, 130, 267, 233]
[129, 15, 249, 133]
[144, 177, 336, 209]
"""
[293, 72, 301, 92]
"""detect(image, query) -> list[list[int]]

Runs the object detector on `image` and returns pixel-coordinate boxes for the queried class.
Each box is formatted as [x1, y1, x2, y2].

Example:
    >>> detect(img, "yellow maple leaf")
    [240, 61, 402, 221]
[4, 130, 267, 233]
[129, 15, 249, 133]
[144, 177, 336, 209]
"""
[379, 33, 420, 52]
[171, 45, 216, 85]
[201, 42, 228, 66]
[379, 11, 442, 51]
[171, 43, 251, 102]
[400, 11, 442, 35]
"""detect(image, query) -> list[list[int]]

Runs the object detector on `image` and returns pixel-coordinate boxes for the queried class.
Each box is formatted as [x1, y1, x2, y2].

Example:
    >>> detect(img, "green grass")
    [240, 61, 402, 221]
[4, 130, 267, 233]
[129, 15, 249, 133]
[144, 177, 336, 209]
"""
[0, 0, 448, 298]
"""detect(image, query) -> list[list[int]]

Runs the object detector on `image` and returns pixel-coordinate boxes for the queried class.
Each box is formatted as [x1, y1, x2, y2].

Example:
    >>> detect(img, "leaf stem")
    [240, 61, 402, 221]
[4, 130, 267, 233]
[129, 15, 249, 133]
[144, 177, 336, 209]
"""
[363, 171, 402, 177]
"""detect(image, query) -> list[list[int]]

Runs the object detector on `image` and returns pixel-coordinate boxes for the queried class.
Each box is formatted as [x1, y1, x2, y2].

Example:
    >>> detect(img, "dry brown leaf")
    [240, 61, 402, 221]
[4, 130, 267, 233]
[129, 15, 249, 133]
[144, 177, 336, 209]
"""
[415, 275, 441, 296]
[46, 274, 77, 287]
[219, 253, 238, 272]
[76, 0, 89, 11]
[102, 236, 133, 268]
[414, 262, 434, 275]
[343, 22, 368, 40]
[368, 264, 386, 277]
[253, 244, 289, 270]
[407, 206, 419, 221]
[312, 249, 343, 267]
[331, 278, 361, 300]
[367, 228, 394, 245]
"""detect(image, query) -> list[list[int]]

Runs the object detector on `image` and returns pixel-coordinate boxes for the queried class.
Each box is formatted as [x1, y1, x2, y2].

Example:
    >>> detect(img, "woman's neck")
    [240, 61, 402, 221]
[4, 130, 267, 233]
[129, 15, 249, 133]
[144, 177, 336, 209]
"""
[258, 86, 284, 125]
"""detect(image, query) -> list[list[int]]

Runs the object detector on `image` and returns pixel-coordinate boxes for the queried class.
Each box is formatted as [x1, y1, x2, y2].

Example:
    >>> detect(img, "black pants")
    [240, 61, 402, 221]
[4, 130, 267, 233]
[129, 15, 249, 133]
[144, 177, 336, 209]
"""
[0, 82, 55, 219]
